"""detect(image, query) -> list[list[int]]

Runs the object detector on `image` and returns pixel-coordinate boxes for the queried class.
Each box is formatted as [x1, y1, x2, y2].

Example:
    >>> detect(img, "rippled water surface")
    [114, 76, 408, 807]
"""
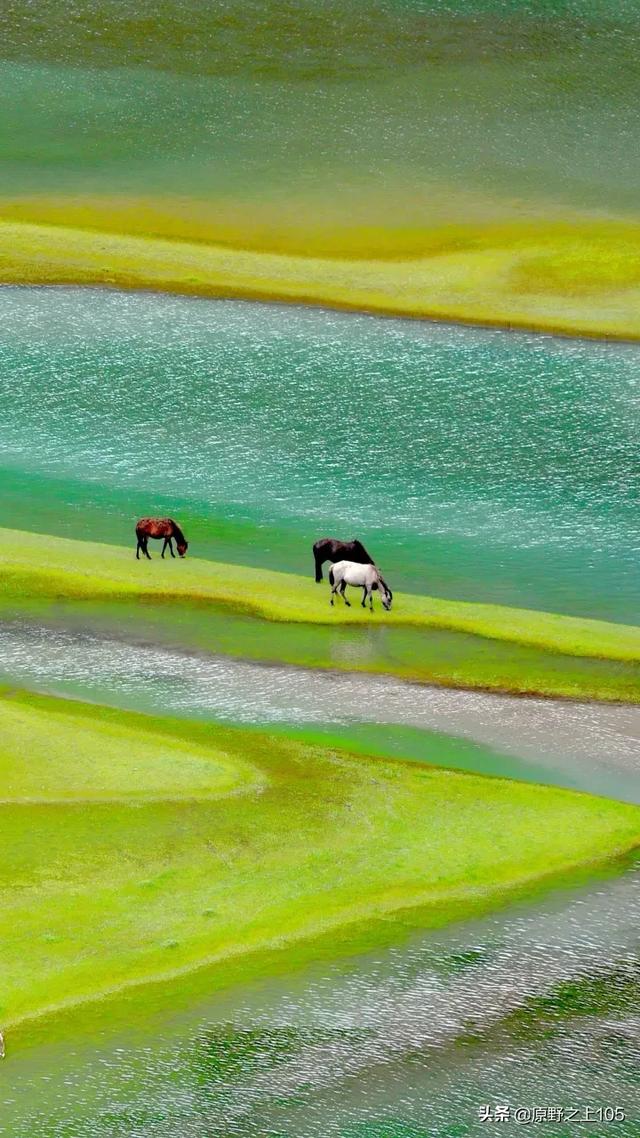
[2, 623, 640, 1134]
[2, 2, 640, 232]
[1, 287, 639, 619]
[2, 622, 640, 802]
[2, 4, 640, 1134]
[5, 862, 640, 1137]
[2, 623, 640, 1137]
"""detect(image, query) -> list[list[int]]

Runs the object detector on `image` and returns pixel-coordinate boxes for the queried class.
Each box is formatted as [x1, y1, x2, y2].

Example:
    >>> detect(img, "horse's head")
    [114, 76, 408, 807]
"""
[379, 578, 393, 611]
[177, 540, 188, 557]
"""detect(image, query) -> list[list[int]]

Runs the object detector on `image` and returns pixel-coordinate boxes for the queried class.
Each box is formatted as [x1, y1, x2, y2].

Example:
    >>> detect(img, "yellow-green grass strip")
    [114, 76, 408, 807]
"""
[0, 697, 262, 804]
[1, 527, 638, 664]
[3, 688, 640, 1035]
[2, 215, 640, 340]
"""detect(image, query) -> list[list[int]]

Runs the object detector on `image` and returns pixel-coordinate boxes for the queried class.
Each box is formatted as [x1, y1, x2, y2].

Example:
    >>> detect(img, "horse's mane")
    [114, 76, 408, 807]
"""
[169, 519, 186, 543]
[353, 539, 374, 563]
[376, 571, 392, 597]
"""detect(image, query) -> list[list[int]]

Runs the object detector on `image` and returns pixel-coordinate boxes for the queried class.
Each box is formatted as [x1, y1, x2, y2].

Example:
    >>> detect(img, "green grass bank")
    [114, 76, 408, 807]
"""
[3, 687, 640, 1036]
[1, 528, 639, 701]
[3, 216, 640, 341]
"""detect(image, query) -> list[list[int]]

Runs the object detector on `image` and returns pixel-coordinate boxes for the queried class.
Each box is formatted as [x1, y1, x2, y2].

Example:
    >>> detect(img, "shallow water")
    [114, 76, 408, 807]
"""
[2, 5, 640, 1132]
[2, 620, 640, 802]
[1, 287, 639, 619]
[4, 857, 640, 1137]
[4, 619, 639, 1138]
[2, 606, 640, 1135]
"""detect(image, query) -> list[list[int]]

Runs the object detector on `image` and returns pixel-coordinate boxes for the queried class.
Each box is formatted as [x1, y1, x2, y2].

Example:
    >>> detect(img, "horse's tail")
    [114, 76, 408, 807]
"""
[313, 539, 327, 582]
[328, 566, 335, 587]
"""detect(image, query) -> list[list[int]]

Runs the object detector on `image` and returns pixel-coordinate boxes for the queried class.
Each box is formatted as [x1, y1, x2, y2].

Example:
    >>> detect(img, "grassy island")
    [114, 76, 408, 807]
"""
[3, 687, 640, 1036]
[1, 528, 639, 702]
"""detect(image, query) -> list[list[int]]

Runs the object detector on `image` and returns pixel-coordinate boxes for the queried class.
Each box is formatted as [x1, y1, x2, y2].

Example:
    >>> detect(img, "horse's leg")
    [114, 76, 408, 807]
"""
[330, 580, 340, 606]
[368, 586, 374, 611]
[340, 581, 350, 607]
[144, 537, 151, 560]
[361, 586, 367, 608]
[161, 538, 167, 559]
[168, 538, 175, 558]
[136, 537, 141, 560]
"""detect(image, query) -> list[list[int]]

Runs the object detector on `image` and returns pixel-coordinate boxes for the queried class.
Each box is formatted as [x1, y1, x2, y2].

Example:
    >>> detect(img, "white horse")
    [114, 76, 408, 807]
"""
[328, 560, 393, 611]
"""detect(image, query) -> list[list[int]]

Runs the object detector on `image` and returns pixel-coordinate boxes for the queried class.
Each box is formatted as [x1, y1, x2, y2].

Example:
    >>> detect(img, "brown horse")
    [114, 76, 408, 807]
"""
[135, 517, 188, 560]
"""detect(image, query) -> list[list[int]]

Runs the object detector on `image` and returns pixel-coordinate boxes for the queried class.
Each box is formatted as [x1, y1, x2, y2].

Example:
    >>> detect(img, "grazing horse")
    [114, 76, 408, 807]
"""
[313, 537, 375, 583]
[329, 560, 393, 611]
[135, 517, 188, 560]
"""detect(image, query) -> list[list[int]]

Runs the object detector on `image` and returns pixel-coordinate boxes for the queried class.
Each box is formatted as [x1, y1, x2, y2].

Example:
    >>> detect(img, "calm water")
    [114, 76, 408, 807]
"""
[1, 287, 638, 619]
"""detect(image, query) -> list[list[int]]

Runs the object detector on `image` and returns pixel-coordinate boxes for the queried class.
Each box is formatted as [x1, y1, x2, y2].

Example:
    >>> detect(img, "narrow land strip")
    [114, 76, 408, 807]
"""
[2, 529, 638, 702]
[2, 216, 640, 340]
[2, 528, 637, 660]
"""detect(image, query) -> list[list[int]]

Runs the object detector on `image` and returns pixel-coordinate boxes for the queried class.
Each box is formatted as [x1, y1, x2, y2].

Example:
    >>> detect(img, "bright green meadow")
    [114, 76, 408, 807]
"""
[4, 687, 640, 1035]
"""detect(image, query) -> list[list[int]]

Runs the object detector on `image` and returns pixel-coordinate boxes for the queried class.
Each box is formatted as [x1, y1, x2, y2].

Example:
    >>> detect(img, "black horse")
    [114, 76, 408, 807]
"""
[313, 537, 375, 583]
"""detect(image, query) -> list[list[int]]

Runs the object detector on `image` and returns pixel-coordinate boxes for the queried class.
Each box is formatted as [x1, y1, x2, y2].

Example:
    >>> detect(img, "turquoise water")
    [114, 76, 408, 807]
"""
[2, 4, 640, 1134]
[1, 287, 638, 620]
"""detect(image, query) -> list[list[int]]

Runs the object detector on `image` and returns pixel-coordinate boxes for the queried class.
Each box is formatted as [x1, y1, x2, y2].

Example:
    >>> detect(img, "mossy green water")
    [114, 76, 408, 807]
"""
[251, 722, 550, 788]
[3, 686, 640, 1034]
